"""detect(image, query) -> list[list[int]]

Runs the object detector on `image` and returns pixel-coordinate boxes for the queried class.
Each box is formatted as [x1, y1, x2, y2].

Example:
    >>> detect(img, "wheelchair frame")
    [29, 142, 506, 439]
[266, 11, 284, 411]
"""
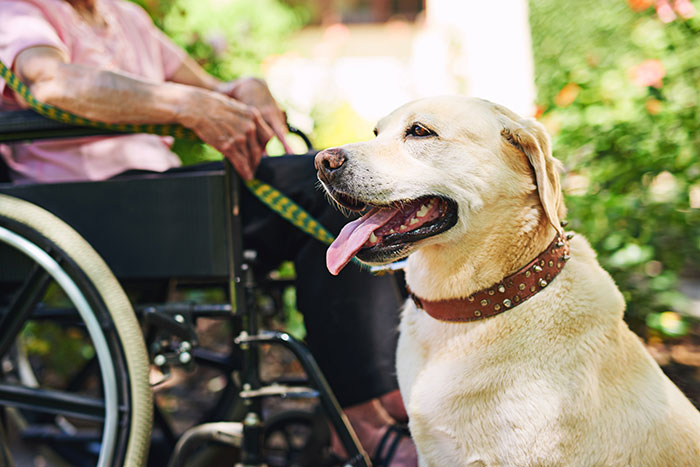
[0, 109, 372, 466]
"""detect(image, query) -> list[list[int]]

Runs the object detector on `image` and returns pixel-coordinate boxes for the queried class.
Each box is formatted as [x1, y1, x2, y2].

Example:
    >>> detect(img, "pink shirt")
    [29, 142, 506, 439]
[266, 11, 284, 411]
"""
[0, 0, 185, 183]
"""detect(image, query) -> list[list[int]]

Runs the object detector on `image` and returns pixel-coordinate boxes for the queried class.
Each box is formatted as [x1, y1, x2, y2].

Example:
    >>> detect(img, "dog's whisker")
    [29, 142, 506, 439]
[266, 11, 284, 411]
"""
[320, 189, 354, 217]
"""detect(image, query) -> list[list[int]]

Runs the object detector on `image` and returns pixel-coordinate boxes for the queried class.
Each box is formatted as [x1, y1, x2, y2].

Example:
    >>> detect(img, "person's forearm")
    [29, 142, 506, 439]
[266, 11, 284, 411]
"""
[168, 55, 224, 92]
[14, 46, 274, 180]
[25, 61, 201, 126]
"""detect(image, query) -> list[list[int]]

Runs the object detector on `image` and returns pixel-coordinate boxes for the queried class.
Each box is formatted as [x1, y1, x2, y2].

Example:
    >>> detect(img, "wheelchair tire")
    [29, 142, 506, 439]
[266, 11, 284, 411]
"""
[263, 408, 333, 467]
[0, 194, 152, 466]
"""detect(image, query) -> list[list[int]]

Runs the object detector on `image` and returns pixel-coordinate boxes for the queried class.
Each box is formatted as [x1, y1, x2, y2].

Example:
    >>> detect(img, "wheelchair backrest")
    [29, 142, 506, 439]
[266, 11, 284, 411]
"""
[0, 110, 232, 282]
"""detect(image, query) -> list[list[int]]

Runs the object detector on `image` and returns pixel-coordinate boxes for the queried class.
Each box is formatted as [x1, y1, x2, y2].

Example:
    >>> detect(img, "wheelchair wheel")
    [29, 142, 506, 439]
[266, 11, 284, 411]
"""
[263, 408, 333, 467]
[0, 194, 152, 466]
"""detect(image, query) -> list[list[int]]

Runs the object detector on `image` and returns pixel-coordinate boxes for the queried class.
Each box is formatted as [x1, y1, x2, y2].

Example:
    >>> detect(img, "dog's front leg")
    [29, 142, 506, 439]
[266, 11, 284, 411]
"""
[396, 305, 425, 409]
[413, 424, 481, 467]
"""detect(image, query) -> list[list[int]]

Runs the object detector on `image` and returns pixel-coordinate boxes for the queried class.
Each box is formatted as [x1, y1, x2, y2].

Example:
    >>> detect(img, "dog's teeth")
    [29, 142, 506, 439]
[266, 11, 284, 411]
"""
[369, 232, 378, 243]
[416, 204, 429, 218]
[400, 225, 408, 231]
[389, 229, 395, 234]
[409, 218, 419, 225]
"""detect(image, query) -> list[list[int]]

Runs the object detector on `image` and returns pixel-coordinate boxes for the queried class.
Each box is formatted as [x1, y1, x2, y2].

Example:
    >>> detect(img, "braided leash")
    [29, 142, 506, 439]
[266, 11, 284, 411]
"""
[0, 59, 340, 248]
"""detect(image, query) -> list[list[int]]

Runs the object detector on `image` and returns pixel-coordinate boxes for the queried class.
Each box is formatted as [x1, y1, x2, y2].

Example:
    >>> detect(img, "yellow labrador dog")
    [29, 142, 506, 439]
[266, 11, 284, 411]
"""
[315, 96, 700, 466]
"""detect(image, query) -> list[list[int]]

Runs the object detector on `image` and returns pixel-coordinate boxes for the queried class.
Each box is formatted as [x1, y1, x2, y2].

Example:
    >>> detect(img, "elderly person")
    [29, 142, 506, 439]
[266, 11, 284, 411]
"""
[0, 0, 416, 464]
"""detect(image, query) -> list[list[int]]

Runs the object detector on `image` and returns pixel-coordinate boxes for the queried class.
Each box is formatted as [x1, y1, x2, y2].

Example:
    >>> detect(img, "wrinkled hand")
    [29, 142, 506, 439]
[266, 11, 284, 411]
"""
[218, 77, 294, 154]
[177, 89, 273, 180]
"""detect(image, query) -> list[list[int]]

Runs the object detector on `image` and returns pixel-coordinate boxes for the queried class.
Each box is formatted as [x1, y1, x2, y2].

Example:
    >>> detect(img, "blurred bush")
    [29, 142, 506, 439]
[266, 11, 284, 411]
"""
[530, 0, 700, 329]
[132, 0, 310, 164]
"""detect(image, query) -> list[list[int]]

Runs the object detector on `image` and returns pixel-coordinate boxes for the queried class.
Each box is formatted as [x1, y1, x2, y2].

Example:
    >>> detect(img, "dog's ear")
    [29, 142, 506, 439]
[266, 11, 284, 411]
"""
[501, 120, 565, 237]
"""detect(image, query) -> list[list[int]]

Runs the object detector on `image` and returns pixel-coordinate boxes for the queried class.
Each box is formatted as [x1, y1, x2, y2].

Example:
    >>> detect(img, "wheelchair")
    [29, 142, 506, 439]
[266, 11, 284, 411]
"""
[0, 109, 375, 466]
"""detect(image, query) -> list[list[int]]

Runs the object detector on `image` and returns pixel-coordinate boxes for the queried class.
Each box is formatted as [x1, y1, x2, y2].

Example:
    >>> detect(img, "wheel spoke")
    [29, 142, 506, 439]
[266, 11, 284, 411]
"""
[0, 264, 52, 358]
[0, 382, 109, 422]
[283, 427, 295, 452]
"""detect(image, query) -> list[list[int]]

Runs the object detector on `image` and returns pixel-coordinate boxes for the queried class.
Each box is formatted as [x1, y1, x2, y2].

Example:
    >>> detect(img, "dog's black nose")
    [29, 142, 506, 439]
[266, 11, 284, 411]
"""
[315, 148, 347, 184]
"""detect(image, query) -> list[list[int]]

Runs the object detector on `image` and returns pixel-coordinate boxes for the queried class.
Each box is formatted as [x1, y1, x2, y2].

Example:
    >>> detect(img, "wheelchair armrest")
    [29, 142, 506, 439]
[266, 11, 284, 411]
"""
[0, 109, 123, 143]
[0, 110, 315, 148]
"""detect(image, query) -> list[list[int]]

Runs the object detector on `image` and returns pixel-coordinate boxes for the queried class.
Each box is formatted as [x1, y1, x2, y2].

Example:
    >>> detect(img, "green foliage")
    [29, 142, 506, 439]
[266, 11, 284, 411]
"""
[22, 322, 95, 383]
[164, 0, 306, 77]
[132, 0, 309, 165]
[530, 0, 700, 326]
[283, 286, 307, 340]
[137, 0, 308, 79]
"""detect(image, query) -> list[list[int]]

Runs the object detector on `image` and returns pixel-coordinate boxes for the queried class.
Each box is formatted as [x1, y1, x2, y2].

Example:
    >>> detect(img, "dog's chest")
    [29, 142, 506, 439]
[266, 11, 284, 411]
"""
[396, 305, 519, 460]
[396, 300, 588, 465]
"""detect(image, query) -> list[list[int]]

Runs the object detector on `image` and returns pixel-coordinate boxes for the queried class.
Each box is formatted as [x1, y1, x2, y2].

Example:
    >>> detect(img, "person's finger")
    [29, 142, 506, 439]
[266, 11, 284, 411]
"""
[269, 109, 291, 145]
[274, 125, 294, 154]
[233, 137, 255, 180]
[218, 135, 235, 154]
[249, 139, 264, 174]
[260, 107, 293, 154]
[245, 125, 263, 176]
[251, 109, 274, 147]
[278, 129, 294, 154]
[224, 147, 253, 181]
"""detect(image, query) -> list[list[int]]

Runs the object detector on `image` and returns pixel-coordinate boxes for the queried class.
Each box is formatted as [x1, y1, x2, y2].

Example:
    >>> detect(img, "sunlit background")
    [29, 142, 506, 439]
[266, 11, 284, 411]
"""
[129, 0, 700, 400]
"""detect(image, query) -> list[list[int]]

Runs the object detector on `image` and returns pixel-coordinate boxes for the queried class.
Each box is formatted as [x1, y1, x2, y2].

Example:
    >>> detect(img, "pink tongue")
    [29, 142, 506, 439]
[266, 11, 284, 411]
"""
[326, 207, 399, 275]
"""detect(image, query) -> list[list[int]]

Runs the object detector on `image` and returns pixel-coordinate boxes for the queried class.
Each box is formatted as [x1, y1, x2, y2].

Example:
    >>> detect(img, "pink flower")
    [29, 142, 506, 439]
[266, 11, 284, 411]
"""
[630, 59, 666, 88]
[629, 0, 696, 21]
[673, 0, 696, 19]
[655, 0, 677, 22]
[653, 0, 695, 22]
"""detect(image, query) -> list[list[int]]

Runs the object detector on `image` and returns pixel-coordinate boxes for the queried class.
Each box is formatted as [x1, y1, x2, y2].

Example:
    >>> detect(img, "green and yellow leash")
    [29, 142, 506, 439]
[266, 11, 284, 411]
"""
[0, 59, 338, 247]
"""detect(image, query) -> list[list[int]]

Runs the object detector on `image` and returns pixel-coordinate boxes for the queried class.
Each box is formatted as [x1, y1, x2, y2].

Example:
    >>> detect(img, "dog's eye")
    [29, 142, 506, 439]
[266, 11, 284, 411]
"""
[407, 123, 435, 138]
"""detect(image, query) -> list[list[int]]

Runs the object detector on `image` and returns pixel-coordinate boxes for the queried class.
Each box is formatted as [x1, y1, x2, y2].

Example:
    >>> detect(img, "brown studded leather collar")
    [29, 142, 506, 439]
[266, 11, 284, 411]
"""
[408, 234, 571, 322]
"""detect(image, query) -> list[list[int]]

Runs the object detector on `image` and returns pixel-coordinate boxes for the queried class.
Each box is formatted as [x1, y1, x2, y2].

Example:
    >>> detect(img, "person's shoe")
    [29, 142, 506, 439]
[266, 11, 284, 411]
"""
[331, 397, 417, 467]
[372, 423, 416, 467]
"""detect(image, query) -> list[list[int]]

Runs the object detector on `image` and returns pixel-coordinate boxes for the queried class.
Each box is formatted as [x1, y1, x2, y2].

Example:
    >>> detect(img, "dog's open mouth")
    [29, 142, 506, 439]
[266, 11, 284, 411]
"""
[326, 193, 458, 275]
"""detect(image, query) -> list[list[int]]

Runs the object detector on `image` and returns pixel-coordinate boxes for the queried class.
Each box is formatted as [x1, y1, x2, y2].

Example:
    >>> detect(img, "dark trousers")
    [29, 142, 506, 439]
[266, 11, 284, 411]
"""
[143, 154, 402, 407]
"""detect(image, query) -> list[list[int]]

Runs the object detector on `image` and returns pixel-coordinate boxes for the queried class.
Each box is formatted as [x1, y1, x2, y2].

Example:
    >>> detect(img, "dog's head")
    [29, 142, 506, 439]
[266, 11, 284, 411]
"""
[316, 96, 565, 275]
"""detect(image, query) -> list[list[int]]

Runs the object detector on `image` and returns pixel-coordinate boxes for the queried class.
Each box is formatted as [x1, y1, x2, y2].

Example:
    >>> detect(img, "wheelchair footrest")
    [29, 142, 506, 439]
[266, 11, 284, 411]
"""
[239, 383, 319, 399]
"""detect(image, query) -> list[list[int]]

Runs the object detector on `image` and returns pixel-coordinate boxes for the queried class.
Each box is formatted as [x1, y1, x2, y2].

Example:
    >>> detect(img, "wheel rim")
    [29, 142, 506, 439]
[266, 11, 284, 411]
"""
[0, 225, 119, 467]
